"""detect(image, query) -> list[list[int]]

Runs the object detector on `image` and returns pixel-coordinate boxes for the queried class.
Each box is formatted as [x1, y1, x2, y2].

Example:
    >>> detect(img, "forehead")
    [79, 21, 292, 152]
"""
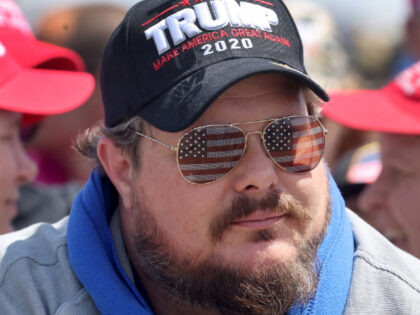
[380, 134, 420, 167]
[194, 73, 304, 125]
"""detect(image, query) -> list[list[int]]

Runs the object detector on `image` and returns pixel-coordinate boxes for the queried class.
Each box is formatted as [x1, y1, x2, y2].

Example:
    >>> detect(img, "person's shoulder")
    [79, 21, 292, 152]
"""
[0, 216, 69, 260]
[15, 181, 82, 229]
[346, 209, 420, 279]
[0, 218, 98, 314]
[345, 209, 420, 314]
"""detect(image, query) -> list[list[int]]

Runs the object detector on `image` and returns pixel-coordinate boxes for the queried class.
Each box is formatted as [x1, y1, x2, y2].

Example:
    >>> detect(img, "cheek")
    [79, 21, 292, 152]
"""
[389, 180, 420, 231]
[290, 166, 329, 235]
[0, 148, 18, 191]
[299, 169, 328, 203]
[136, 156, 227, 253]
[0, 149, 18, 233]
[0, 208, 12, 229]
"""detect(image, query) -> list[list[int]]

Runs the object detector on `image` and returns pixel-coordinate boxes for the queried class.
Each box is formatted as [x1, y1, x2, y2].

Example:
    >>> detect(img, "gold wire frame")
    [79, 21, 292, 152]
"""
[131, 115, 328, 185]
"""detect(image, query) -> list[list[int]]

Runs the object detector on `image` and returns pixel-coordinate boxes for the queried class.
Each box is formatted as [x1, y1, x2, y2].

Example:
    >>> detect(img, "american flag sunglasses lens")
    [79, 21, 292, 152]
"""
[176, 116, 325, 184]
[263, 116, 325, 173]
[177, 125, 245, 184]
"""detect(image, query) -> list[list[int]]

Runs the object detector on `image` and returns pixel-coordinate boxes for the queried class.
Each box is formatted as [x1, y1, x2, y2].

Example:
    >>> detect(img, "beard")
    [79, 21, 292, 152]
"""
[129, 187, 330, 315]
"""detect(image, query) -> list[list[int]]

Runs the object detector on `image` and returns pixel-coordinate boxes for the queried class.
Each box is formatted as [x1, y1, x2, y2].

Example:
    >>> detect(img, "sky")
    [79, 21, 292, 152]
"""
[315, 0, 410, 39]
[16, 0, 410, 34]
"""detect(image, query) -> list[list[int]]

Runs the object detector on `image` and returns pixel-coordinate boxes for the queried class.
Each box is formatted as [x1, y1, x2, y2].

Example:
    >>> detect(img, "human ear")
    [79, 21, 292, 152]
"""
[97, 137, 134, 209]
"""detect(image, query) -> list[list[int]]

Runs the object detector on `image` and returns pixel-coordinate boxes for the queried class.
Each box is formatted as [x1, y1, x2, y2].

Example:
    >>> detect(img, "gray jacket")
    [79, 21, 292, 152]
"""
[0, 210, 419, 314]
[14, 182, 82, 230]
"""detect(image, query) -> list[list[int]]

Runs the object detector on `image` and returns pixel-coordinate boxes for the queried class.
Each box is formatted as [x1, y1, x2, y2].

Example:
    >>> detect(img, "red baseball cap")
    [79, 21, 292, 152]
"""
[0, 0, 84, 71]
[322, 61, 420, 135]
[0, 41, 94, 125]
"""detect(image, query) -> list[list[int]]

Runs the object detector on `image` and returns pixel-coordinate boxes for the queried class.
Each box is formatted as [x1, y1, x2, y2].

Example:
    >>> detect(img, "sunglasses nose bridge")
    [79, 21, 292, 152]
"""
[244, 130, 263, 138]
[243, 130, 263, 144]
[243, 130, 268, 155]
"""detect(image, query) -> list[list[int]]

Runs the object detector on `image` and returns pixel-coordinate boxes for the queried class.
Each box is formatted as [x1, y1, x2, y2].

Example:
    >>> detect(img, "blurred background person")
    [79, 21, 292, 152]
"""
[0, 39, 93, 233]
[322, 61, 420, 258]
[0, 0, 95, 230]
[27, 4, 125, 184]
[17, 4, 125, 228]
[313, 0, 419, 216]
[0, 111, 37, 234]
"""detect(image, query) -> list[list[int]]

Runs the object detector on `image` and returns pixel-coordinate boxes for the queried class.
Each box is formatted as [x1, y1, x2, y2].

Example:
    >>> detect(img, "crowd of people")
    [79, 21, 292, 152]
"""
[0, 0, 419, 313]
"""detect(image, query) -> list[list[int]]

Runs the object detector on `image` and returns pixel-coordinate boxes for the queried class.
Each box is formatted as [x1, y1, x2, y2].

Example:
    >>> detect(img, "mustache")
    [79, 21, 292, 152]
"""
[211, 189, 311, 242]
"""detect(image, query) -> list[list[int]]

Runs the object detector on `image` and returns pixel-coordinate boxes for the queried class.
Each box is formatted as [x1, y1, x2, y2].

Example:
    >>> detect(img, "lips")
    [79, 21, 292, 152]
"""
[232, 210, 284, 229]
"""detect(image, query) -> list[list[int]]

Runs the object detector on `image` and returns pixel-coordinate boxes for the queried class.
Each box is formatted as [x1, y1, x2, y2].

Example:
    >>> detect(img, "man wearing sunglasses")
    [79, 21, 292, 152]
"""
[1, 0, 420, 314]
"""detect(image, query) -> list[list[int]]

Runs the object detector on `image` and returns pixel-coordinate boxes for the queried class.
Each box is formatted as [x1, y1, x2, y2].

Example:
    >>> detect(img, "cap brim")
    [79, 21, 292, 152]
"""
[139, 58, 329, 132]
[0, 68, 94, 122]
[5, 40, 85, 71]
[322, 89, 420, 134]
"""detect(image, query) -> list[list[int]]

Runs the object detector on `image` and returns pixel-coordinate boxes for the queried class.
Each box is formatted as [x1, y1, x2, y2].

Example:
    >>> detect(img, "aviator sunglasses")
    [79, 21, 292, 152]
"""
[132, 115, 327, 184]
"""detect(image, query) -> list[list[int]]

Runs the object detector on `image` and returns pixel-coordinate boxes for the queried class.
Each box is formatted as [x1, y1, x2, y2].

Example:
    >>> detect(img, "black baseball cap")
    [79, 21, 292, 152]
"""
[101, 0, 329, 132]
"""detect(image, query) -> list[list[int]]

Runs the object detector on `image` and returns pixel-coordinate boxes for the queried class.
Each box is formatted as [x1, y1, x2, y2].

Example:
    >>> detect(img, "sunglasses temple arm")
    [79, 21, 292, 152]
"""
[133, 130, 178, 151]
[317, 119, 328, 135]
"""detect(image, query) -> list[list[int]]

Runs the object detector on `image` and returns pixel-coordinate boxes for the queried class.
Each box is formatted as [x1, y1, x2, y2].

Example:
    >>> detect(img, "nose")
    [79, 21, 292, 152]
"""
[232, 132, 280, 195]
[358, 172, 388, 215]
[16, 143, 38, 184]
